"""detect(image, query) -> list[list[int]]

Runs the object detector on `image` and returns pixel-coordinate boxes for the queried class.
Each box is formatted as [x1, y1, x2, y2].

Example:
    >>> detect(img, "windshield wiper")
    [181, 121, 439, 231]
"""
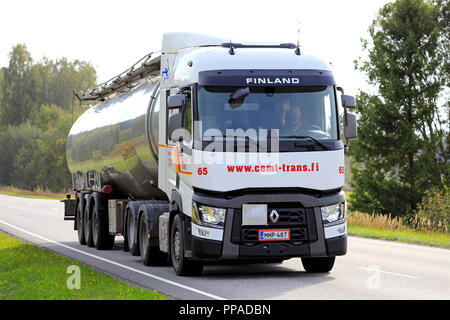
[278, 135, 330, 150]
[204, 135, 259, 145]
[225, 135, 267, 152]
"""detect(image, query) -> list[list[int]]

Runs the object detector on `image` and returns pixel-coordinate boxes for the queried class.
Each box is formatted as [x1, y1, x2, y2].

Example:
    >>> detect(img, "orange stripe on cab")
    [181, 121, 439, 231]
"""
[159, 144, 192, 175]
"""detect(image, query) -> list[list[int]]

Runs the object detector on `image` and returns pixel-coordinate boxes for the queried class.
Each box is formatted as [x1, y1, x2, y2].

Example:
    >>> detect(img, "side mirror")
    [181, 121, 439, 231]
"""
[230, 87, 250, 101]
[228, 87, 250, 109]
[168, 113, 183, 141]
[168, 93, 186, 109]
[344, 112, 357, 140]
[342, 95, 356, 109]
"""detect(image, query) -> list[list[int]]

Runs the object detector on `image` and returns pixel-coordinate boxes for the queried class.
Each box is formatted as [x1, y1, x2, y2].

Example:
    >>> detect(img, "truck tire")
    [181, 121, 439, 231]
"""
[170, 214, 203, 276]
[92, 204, 115, 250]
[122, 207, 130, 252]
[301, 257, 335, 273]
[76, 198, 86, 245]
[139, 214, 166, 266]
[126, 208, 140, 256]
[84, 202, 94, 247]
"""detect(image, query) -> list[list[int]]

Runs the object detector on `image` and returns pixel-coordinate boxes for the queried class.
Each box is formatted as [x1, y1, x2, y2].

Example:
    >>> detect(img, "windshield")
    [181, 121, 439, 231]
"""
[196, 86, 338, 142]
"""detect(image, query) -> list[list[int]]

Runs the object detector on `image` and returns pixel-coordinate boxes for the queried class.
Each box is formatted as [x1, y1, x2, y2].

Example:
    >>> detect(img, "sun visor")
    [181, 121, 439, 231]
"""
[198, 69, 335, 87]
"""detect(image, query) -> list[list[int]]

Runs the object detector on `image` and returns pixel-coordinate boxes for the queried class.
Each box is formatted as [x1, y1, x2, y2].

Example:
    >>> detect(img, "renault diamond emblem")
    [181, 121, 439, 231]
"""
[270, 210, 280, 223]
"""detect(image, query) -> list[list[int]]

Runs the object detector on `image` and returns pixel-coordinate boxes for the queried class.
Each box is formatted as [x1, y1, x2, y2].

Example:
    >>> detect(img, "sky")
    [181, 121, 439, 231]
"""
[0, 0, 392, 96]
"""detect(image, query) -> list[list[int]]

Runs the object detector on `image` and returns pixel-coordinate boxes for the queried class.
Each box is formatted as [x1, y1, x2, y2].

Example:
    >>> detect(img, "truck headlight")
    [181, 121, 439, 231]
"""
[197, 205, 226, 225]
[321, 202, 345, 224]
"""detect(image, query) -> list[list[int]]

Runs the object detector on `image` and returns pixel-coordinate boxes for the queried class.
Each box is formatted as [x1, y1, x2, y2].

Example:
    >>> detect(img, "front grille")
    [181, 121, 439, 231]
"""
[231, 204, 318, 244]
[267, 206, 307, 226]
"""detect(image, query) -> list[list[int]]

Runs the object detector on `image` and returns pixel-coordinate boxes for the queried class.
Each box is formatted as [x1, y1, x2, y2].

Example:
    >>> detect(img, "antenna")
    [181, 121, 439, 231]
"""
[295, 20, 301, 56]
[228, 35, 235, 55]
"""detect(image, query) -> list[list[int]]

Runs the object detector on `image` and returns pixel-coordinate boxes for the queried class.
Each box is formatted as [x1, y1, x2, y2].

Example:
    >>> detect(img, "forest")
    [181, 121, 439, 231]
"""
[0, 44, 96, 192]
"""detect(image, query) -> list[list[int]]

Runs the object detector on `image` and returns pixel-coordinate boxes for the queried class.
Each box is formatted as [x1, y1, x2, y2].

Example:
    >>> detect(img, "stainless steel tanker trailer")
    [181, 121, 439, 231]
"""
[63, 32, 358, 276]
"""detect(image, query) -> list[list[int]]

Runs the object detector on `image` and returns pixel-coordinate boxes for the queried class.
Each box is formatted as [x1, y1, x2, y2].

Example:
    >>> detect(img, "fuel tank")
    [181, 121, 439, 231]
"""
[66, 78, 166, 199]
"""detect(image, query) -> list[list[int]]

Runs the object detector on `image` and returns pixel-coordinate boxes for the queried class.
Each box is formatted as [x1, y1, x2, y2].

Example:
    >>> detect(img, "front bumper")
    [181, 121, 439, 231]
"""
[190, 190, 347, 260]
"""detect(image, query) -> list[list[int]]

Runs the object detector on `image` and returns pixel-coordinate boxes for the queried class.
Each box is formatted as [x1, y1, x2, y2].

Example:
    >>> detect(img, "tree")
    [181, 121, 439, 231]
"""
[0, 45, 97, 127]
[34, 104, 73, 192]
[0, 44, 97, 192]
[350, 0, 449, 216]
[41, 58, 97, 111]
[0, 124, 41, 188]
[11, 131, 41, 190]
[0, 44, 40, 126]
[0, 69, 3, 131]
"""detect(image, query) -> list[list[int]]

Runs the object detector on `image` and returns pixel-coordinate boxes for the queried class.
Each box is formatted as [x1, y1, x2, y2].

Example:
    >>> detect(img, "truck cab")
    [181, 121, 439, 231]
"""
[156, 33, 357, 275]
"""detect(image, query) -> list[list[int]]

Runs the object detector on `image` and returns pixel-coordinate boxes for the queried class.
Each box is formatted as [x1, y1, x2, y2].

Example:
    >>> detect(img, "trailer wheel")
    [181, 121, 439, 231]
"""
[84, 202, 94, 247]
[170, 214, 203, 276]
[139, 214, 166, 266]
[126, 209, 140, 256]
[92, 204, 115, 250]
[301, 257, 335, 273]
[76, 199, 86, 245]
[122, 207, 130, 252]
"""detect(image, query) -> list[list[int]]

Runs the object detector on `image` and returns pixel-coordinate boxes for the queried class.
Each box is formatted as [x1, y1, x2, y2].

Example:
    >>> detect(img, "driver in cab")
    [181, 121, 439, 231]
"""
[279, 99, 308, 136]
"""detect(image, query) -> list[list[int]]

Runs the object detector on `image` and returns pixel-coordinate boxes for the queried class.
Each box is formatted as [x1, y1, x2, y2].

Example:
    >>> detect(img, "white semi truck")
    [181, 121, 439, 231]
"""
[63, 32, 357, 276]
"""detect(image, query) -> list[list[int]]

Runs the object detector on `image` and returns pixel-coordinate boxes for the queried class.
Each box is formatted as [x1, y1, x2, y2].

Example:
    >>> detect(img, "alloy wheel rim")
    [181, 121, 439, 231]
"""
[93, 210, 98, 242]
[140, 220, 146, 254]
[128, 214, 135, 248]
[84, 209, 90, 238]
[78, 208, 83, 236]
[173, 229, 181, 262]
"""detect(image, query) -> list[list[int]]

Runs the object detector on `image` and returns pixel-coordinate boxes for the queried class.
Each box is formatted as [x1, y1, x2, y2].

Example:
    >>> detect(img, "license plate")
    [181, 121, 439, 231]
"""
[258, 229, 290, 241]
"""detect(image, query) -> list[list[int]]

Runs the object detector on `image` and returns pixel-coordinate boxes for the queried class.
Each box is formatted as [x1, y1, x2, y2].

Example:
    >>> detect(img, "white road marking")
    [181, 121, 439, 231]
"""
[0, 219, 226, 300]
[356, 266, 419, 279]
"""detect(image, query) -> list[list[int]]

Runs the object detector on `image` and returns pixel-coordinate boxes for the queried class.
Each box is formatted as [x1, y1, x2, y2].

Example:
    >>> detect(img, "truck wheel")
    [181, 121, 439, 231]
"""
[92, 204, 115, 250]
[127, 210, 140, 256]
[301, 257, 335, 273]
[139, 214, 166, 266]
[84, 203, 94, 247]
[76, 199, 86, 245]
[122, 207, 130, 252]
[170, 214, 203, 276]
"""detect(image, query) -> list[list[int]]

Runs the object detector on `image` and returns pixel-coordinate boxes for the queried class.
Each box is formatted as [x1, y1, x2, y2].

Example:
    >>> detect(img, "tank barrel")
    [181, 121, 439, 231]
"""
[67, 77, 163, 199]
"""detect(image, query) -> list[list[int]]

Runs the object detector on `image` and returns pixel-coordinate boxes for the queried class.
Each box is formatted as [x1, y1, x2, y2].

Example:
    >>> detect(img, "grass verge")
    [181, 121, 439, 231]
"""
[348, 224, 450, 248]
[345, 192, 449, 248]
[347, 210, 449, 248]
[0, 231, 168, 300]
[0, 186, 66, 200]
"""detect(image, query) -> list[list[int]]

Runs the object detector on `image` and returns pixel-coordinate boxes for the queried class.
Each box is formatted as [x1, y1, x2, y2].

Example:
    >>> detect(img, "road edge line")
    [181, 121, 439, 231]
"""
[0, 219, 226, 300]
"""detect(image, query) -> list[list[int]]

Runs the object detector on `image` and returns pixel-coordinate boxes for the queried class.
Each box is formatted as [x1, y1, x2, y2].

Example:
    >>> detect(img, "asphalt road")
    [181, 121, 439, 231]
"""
[0, 194, 448, 300]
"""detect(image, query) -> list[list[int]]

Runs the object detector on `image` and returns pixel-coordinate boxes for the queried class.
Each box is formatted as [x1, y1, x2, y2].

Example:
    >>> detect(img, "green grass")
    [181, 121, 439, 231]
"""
[0, 186, 65, 200]
[0, 190, 61, 200]
[348, 224, 450, 248]
[0, 231, 169, 300]
[345, 191, 449, 248]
